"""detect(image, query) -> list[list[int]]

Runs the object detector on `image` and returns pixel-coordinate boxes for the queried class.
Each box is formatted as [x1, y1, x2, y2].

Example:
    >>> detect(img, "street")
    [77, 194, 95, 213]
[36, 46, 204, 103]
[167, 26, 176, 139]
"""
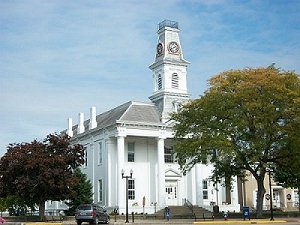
[3, 217, 300, 225]
[65, 218, 300, 225]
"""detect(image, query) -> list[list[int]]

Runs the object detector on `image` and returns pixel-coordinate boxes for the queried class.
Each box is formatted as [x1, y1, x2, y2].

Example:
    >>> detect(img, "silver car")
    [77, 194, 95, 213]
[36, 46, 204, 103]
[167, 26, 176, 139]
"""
[75, 204, 109, 224]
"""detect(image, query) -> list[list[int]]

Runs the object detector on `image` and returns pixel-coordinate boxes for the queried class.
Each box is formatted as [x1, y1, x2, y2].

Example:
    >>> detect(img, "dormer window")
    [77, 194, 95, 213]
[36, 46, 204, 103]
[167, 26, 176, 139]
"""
[172, 73, 179, 89]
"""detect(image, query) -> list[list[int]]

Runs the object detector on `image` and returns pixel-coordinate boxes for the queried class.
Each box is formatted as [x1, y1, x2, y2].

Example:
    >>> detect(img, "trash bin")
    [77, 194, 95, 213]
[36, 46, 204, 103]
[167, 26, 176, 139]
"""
[242, 207, 250, 220]
[213, 205, 219, 214]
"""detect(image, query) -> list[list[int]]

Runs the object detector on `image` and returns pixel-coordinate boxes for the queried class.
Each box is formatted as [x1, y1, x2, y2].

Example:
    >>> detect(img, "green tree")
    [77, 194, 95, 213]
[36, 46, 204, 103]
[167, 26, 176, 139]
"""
[0, 195, 34, 216]
[65, 168, 93, 215]
[273, 139, 300, 211]
[171, 67, 300, 217]
[0, 197, 7, 216]
[0, 134, 84, 221]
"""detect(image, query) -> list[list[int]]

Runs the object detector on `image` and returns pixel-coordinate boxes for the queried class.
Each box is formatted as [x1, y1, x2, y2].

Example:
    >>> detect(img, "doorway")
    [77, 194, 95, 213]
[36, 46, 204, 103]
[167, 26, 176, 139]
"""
[273, 189, 281, 208]
[165, 181, 178, 206]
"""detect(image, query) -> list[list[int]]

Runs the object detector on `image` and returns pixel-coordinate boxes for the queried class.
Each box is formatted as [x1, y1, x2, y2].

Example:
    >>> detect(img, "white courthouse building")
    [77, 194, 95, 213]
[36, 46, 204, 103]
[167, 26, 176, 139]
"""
[63, 20, 240, 214]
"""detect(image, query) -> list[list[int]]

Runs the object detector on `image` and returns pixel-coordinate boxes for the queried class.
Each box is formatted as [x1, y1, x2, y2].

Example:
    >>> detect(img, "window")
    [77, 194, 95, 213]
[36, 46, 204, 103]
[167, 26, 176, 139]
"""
[203, 190, 208, 199]
[98, 179, 103, 202]
[173, 101, 182, 112]
[128, 179, 135, 200]
[202, 180, 208, 189]
[98, 142, 103, 165]
[203, 179, 208, 199]
[128, 142, 135, 162]
[166, 187, 177, 198]
[84, 147, 87, 167]
[157, 74, 162, 90]
[293, 190, 299, 207]
[164, 145, 174, 163]
[172, 73, 179, 89]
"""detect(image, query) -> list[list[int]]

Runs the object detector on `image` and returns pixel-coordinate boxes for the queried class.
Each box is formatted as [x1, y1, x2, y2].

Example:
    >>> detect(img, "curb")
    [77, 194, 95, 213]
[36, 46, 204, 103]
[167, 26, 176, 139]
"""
[24, 223, 63, 225]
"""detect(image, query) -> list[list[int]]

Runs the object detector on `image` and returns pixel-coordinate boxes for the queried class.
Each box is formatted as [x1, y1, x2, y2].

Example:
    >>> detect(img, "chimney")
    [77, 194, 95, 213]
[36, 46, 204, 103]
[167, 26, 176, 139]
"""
[67, 117, 73, 137]
[89, 106, 97, 129]
[77, 112, 85, 134]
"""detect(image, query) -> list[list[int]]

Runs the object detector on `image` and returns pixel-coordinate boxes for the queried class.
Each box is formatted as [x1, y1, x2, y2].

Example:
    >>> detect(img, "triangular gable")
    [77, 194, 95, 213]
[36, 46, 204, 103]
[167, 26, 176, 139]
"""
[165, 168, 182, 178]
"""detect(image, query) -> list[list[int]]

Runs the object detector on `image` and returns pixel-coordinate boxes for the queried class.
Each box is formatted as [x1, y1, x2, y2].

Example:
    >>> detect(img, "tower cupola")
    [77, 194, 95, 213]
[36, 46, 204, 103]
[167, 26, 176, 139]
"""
[149, 20, 190, 122]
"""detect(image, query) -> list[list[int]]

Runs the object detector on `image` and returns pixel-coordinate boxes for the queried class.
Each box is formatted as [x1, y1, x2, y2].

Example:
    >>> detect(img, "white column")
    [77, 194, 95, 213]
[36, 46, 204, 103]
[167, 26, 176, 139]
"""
[231, 176, 239, 205]
[106, 140, 112, 206]
[191, 166, 196, 205]
[91, 143, 95, 201]
[157, 136, 166, 207]
[117, 135, 125, 212]
[195, 164, 203, 207]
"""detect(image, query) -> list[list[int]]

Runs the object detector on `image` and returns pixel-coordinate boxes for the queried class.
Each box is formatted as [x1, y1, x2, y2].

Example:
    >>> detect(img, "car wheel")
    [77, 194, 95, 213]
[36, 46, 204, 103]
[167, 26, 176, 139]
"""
[77, 220, 82, 225]
[94, 217, 99, 224]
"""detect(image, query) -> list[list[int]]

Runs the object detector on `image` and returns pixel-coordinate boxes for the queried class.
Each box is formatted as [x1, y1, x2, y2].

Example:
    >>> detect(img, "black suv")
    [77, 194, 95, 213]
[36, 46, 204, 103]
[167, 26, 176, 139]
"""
[75, 204, 109, 224]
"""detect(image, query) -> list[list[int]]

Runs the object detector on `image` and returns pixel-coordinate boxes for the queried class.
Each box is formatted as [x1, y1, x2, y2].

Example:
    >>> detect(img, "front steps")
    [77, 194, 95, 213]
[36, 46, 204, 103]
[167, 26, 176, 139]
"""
[153, 205, 214, 220]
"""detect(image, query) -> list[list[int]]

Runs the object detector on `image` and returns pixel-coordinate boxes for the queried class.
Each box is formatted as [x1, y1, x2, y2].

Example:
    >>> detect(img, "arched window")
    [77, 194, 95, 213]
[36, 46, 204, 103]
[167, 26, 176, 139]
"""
[157, 74, 162, 90]
[172, 73, 179, 89]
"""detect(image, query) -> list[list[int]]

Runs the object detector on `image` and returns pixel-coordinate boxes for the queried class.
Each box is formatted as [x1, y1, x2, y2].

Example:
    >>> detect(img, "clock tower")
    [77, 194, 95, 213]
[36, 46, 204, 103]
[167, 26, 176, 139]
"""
[149, 20, 190, 122]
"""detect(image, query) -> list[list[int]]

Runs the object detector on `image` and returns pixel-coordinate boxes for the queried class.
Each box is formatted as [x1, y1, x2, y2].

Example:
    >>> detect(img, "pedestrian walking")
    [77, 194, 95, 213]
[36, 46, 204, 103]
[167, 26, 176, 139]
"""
[165, 206, 170, 221]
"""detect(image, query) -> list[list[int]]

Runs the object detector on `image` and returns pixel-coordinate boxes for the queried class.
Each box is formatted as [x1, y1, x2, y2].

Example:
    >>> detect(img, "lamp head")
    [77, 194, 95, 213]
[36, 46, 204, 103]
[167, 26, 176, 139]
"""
[130, 169, 133, 177]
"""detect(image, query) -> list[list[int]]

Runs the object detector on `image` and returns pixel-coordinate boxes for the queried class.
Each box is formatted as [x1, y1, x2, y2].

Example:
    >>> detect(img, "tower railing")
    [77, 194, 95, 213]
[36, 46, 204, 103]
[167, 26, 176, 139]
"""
[158, 20, 179, 30]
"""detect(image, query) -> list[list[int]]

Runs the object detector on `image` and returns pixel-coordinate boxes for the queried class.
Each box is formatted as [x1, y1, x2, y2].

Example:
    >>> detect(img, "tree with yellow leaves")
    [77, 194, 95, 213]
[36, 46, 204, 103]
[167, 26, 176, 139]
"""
[172, 66, 300, 217]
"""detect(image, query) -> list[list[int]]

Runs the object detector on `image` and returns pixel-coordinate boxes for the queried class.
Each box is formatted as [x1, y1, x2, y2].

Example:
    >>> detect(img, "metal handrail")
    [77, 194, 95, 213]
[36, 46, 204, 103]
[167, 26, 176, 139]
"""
[184, 198, 196, 221]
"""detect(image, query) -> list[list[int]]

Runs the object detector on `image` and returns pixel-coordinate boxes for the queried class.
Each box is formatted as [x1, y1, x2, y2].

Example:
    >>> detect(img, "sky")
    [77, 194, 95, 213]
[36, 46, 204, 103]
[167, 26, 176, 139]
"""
[1, 0, 300, 157]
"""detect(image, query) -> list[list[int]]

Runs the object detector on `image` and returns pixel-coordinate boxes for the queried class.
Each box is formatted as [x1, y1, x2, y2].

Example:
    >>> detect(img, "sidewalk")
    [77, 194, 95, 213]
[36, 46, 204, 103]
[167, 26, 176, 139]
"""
[193, 219, 287, 224]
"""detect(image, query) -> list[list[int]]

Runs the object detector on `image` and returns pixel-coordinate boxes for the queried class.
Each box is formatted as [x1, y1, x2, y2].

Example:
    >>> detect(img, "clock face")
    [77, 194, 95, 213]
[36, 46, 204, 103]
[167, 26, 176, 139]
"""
[156, 43, 163, 55]
[168, 41, 179, 53]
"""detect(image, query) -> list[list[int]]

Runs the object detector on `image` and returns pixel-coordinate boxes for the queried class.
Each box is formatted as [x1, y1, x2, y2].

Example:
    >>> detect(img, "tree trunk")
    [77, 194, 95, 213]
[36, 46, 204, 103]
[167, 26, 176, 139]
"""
[256, 175, 266, 218]
[39, 201, 46, 221]
[298, 186, 300, 212]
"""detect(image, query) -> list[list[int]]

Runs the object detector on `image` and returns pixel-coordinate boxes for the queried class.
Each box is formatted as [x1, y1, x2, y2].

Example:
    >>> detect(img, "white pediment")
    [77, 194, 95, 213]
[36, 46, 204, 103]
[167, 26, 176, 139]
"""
[165, 168, 182, 177]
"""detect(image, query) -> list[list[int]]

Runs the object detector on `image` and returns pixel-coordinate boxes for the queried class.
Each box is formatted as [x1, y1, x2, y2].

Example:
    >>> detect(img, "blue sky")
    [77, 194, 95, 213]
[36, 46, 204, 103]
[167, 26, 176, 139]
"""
[1, 0, 299, 156]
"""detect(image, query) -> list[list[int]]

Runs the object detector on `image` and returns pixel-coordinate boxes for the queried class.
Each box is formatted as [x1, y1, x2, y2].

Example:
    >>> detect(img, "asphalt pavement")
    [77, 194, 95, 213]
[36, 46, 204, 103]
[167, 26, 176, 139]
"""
[107, 218, 299, 225]
[3, 217, 300, 225]
[65, 217, 299, 225]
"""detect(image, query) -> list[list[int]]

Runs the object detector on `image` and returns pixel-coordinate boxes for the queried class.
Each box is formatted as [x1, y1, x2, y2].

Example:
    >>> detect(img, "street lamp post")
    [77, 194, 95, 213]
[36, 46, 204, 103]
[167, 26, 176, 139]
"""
[268, 169, 274, 221]
[121, 169, 133, 223]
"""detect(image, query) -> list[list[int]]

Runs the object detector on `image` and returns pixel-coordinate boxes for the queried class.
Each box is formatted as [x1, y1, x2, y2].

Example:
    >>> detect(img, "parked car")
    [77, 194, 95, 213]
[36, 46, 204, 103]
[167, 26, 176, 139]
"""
[75, 204, 109, 224]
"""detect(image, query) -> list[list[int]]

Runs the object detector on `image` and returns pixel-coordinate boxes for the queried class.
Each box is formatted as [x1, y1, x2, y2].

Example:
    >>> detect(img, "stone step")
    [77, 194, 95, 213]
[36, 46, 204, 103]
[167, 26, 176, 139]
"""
[154, 205, 213, 219]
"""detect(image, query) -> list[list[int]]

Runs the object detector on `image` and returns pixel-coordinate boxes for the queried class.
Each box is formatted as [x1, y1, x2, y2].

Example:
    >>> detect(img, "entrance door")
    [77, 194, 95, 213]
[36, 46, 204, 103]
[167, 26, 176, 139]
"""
[165, 181, 178, 206]
[273, 190, 281, 208]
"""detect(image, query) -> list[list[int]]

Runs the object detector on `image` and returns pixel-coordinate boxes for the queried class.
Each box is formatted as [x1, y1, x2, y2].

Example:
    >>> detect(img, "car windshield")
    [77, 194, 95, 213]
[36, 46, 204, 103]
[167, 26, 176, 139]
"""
[77, 205, 92, 210]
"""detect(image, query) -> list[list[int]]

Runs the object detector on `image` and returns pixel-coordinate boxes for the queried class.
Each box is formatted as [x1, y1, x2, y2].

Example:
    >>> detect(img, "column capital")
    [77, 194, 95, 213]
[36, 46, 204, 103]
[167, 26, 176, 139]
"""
[117, 124, 127, 137]
[158, 127, 166, 139]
